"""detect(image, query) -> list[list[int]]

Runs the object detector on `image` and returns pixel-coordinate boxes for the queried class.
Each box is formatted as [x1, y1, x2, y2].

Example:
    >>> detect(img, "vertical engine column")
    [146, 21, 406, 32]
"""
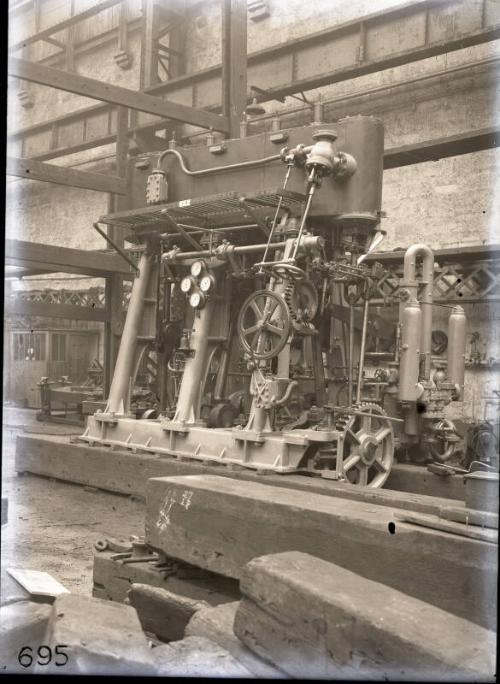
[106, 250, 155, 416]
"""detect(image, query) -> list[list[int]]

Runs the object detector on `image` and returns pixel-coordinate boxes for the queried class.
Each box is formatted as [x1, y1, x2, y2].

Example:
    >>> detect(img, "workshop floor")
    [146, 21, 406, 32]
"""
[2, 406, 145, 595]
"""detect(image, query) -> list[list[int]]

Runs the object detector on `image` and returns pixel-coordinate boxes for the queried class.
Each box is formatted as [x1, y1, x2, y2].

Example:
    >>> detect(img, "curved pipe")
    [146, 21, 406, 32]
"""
[156, 148, 281, 176]
[403, 244, 434, 381]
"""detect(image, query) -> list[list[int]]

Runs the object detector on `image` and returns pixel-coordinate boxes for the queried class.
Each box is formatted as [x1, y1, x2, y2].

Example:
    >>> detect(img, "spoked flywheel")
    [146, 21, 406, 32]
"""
[337, 403, 394, 487]
[237, 290, 291, 360]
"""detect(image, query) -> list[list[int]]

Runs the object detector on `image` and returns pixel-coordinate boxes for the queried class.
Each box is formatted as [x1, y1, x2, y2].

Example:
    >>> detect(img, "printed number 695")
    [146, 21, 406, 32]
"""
[18, 645, 69, 668]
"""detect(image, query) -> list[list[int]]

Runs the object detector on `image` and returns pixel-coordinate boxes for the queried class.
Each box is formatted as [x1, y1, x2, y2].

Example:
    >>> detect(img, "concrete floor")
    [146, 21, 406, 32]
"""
[2, 407, 145, 595]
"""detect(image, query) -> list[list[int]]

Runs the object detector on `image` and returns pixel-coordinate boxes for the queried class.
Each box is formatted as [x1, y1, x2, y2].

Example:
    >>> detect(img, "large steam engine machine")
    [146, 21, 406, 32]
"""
[82, 115, 467, 488]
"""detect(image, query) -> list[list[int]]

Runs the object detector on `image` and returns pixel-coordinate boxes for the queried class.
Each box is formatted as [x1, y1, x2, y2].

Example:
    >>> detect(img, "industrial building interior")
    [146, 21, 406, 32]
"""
[1, 0, 498, 677]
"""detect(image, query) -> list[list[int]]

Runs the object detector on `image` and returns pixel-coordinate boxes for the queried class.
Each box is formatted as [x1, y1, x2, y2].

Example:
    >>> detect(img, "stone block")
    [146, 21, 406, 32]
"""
[128, 583, 209, 642]
[0, 601, 52, 674]
[40, 593, 156, 675]
[152, 635, 252, 677]
[186, 601, 286, 678]
[234, 551, 497, 680]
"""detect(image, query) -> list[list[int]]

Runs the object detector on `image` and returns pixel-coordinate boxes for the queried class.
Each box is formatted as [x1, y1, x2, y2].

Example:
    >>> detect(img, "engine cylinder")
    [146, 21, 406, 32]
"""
[398, 302, 422, 402]
[447, 305, 467, 400]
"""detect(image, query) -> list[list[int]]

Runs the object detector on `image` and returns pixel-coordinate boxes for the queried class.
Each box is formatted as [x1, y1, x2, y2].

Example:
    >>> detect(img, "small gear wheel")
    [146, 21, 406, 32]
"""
[284, 279, 319, 326]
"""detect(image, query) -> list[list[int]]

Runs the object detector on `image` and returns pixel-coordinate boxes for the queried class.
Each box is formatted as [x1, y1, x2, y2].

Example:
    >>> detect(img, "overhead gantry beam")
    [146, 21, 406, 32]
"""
[5, 239, 134, 278]
[7, 156, 127, 194]
[8, 57, 230, 133]
[5, 299, 109, 322]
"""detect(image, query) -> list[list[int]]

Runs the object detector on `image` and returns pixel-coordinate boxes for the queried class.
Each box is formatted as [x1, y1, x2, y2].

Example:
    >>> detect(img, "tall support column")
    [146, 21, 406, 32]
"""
[222, 0, 247, 139]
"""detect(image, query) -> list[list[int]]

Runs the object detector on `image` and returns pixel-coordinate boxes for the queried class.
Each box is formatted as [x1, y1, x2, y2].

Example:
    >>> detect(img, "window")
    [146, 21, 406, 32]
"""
[13, 332, 46, 361]
[51, 333, 67, 362]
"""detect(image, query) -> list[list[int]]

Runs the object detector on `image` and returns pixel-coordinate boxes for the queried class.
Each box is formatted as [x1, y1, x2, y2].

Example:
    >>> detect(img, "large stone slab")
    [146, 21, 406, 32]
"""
[40, 593, 156, 675]
[233, 552, 496, 680]
[186, 601, 286, 678]
[16, 433, 464, 507]
[0, 601, 52, 674]
[145, 474, 497, 629]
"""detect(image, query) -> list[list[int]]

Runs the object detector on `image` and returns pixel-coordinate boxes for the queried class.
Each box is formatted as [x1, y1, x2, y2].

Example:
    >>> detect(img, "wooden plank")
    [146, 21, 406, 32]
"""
[234, 552, 496, 679]
[5, 239, 133, 277]
[145, 474, 497, 628]
[7, 156, 126, 194]
[9, 58, 229, 133]
[5, 299, 108, 322]
[14, 435, 465, 514]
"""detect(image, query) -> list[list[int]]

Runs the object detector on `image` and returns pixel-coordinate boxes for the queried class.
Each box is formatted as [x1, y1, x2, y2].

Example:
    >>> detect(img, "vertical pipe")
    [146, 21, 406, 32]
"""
[348, 304, 354, 406]
[403, 244, 434, 380]
[355, 296, 369, 404]
[447, 305, 467, 400]
[106, 252, 154, 414]
[398, 301, 423, 402]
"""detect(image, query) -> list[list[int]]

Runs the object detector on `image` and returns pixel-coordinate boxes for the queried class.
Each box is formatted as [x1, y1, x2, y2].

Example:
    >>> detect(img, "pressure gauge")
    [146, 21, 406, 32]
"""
[180, 276, 194, 293]
[190, 260, 205, 278]
[199, 274, 215, 293]
[189, 291, 206, 309]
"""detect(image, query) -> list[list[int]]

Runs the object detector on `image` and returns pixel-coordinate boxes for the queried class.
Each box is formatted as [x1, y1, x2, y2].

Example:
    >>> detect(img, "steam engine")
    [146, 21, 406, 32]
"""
[81, 116, 466, 488]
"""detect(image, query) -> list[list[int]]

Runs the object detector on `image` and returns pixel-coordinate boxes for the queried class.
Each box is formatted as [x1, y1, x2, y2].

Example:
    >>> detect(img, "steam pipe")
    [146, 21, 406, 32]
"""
[447, 305, 467, 400]
[402, 244, 434, 380]
[156, 148, 281, 175]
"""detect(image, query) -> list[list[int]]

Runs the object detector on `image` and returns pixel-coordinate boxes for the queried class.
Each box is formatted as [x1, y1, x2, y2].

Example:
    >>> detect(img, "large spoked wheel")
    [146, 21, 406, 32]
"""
[339, 403, 394, 487]
[237, 290, 291, 360]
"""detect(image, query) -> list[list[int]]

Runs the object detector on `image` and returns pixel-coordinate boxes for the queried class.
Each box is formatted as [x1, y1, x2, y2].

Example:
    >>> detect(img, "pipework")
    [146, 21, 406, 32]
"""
[155, 148, 281, 175]
[402, 243, 434, 380]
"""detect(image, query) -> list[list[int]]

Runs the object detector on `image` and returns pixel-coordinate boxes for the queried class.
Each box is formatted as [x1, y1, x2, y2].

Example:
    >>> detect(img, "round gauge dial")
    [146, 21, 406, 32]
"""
[199, 274, 215, 293]
[180, 276, 193, 293]
[190, 260, 205, 277]
[189, 291, 206, 309]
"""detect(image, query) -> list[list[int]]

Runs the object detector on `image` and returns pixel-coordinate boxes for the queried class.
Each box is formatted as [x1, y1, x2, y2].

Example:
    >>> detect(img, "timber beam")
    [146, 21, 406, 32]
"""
[7, 156, 126, 194]
[9, 58, 229, 133]
[5, 299, 108, 322]
[5, 239, 134, 278]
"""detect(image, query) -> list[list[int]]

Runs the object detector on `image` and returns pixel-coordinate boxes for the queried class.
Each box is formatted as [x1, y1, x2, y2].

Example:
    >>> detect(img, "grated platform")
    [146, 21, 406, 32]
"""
[98, 190, 306, 235]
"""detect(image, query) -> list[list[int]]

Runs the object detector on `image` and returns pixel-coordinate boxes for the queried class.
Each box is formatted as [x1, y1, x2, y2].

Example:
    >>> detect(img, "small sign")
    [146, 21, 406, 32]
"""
[178, 199, 192, 207]
[7, 568, 70, 598]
